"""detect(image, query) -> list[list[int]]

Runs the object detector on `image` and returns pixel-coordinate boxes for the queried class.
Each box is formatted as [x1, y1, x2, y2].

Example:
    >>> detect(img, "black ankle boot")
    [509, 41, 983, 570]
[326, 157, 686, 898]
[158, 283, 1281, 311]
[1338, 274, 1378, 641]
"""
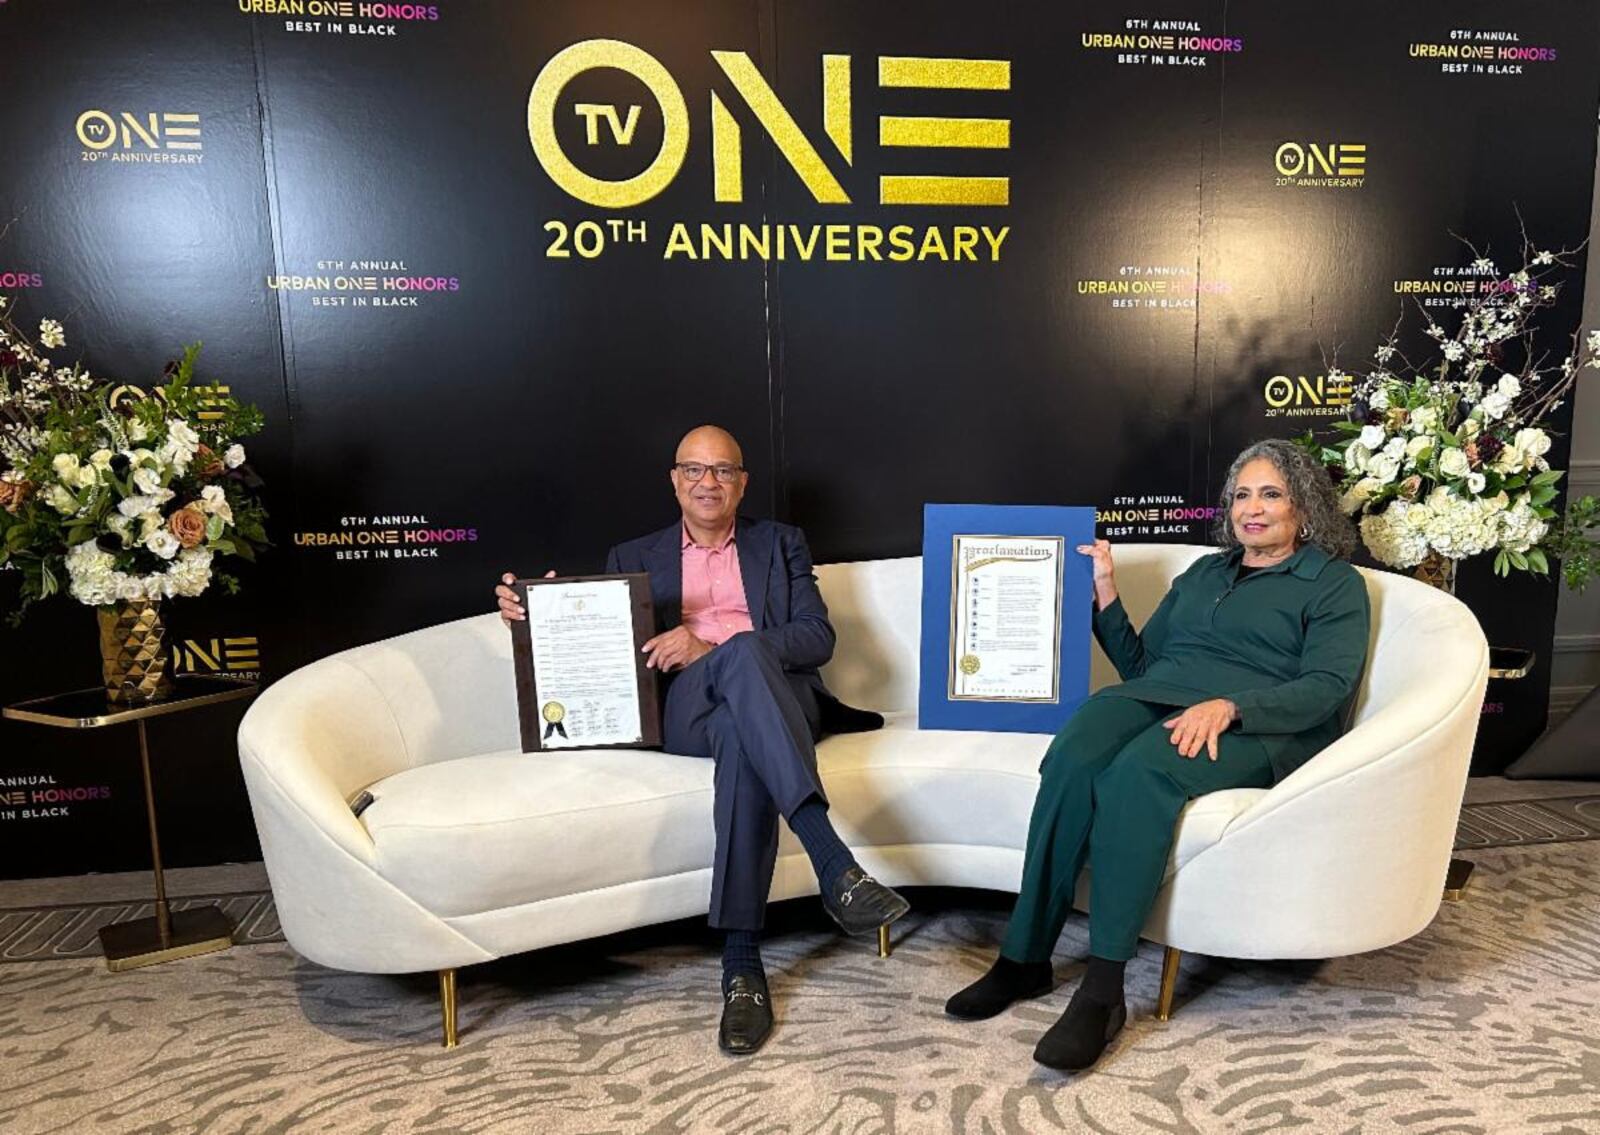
[944, 956, 1054, 1020]
[1032, 982, 1127, 1071]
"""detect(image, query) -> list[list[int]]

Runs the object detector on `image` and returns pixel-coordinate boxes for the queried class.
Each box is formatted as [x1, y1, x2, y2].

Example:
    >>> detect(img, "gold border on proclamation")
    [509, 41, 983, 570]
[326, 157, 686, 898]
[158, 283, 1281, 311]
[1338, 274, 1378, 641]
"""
[946, 533, 1065, 703]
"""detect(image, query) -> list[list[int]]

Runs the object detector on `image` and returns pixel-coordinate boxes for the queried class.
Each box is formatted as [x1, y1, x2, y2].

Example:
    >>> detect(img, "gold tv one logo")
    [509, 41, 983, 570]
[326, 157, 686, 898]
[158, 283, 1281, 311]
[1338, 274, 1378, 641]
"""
[108, 382, 232, 422]
[1273, 141, 1365, 178]
[75, 110, 203, 152]
[1264, 374, 1353, 409]
[175, 636, 260, 675]
[528, 39, 1010, 208]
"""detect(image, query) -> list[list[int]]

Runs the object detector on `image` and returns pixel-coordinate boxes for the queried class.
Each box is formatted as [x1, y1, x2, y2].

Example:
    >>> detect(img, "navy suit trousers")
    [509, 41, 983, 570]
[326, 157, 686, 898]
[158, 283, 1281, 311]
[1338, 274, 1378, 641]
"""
[663, 633, 826, 931]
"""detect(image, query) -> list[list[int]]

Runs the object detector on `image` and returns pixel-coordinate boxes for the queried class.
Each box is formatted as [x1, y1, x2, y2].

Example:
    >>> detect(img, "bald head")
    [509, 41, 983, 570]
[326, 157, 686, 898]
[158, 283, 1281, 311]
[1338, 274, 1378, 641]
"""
[675, 425, 743, 466]
[671, 424, 748, 541]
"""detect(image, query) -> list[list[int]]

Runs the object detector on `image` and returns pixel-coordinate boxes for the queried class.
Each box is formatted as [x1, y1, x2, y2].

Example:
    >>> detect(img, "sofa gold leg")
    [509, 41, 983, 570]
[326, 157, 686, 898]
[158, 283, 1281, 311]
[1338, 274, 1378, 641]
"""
[439, 968, 459, 1048]
[878, 924, 891, 958]
[1156, 947, 1181, 1022]
[1444, 857, 1474, 902]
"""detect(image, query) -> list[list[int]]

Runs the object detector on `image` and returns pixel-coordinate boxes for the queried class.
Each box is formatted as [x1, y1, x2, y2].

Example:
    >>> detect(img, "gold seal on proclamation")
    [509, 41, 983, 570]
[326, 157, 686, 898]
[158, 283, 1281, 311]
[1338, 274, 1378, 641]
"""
[958, 654, 981, 675]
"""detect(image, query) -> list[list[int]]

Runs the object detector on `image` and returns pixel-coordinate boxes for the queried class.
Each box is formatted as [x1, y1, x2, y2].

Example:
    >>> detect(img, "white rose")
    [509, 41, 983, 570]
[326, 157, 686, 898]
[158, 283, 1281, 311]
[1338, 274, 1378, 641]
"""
[1497, 373, 1521, 398]
[199, 484, 235, 524]
[51, 453, 80, 480]
[1460, 417, 1482, 439]
[73, 464, 99, 490]
[223, 444, 246, 469]
[1345, 443, 1371, 474]
[1368, 453, 1402, 484]
[1340, 477, 1382, 514]
[1359, 424, 1386, 450]
[118, 494, 154, 518]
[1382, 436, 1407, 460]
[1439, 448, 1471, 478]
[145, 529, 180, 560]
[89, 448, 114, 469]
[162, 420, 200, 471]
[1410, 406, 1440, 432]
[132, 467, 163, 495]
[140, 510, 165, 539]
[43, 484, 78, 513]
[1369, 388, 1390, 411]
[1513, 428, 1551, 459]
[1492, 445, 1525, 475]
[1405, 435, 1433, 461]
[1467, 472, 1487, 493]
[1480, 391, 1511, 420]
[128, 420, 149, 443]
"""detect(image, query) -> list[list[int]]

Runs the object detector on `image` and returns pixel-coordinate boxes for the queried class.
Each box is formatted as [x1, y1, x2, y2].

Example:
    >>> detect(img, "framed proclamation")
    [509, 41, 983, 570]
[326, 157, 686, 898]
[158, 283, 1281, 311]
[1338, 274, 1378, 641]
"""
[509, 573, 662, 753]
[919, 505, 1097, 734]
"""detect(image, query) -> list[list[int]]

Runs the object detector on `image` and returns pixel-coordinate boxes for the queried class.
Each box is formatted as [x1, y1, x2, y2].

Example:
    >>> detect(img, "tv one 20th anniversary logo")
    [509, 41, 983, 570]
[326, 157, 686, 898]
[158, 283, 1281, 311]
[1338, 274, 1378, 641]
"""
[527, 39, 1013, 265]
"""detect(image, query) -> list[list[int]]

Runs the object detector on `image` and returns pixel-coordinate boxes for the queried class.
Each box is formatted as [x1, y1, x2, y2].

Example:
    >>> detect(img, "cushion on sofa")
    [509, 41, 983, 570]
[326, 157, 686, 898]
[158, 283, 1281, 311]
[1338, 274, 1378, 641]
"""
[362, 714, 1263, 919]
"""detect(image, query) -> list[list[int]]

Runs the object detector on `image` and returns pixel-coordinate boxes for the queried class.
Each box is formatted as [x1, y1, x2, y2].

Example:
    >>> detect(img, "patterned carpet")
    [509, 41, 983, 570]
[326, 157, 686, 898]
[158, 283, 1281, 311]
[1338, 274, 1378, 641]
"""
[2, 841, 1598, 1134]
[0, 892, 282, 963]
[1455, 794, 1600, 850]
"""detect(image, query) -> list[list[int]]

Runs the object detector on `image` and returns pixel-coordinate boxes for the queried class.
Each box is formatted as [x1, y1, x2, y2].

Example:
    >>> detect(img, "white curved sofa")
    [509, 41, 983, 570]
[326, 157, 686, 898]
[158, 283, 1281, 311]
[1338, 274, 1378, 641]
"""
[237, 545, 1489, 1044]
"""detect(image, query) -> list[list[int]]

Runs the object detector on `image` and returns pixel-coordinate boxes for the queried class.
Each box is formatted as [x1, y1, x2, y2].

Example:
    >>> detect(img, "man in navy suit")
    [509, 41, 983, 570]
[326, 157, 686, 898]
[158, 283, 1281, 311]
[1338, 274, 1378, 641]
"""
[496, 425, 907, 1055]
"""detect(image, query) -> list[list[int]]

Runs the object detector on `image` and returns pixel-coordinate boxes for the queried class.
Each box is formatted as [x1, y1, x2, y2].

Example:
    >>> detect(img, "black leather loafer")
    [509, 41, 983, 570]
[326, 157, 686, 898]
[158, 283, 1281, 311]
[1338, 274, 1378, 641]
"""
[1032, 986, 1127, 1071]
[944, 958, 1055, 1020]
[821, 866, 911, 937]
[718, 974, 774, 1055]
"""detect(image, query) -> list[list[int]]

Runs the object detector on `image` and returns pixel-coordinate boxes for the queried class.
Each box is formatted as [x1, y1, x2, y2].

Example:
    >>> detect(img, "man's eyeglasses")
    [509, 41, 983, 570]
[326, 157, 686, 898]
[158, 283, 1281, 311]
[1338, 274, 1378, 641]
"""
[674, 462, 745, 484]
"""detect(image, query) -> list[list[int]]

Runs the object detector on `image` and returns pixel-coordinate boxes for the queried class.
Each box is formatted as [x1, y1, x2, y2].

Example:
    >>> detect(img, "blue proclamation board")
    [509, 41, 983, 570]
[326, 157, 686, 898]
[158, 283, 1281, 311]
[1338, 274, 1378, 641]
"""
[919, 504, 1097, 734]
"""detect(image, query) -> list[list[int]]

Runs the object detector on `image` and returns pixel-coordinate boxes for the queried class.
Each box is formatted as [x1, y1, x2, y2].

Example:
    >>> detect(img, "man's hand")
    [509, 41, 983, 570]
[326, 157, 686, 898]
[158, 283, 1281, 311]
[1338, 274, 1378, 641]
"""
[495, 570, 556, 626]
[1163, 698, 1240, 761]
[642, 625, 714, 672]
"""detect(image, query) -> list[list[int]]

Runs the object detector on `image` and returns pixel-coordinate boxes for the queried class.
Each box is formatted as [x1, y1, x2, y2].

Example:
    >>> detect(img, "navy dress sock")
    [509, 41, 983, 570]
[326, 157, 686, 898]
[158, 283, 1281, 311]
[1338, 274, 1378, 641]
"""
[722, 930, 765, 991]
[789, 796, 857, 892]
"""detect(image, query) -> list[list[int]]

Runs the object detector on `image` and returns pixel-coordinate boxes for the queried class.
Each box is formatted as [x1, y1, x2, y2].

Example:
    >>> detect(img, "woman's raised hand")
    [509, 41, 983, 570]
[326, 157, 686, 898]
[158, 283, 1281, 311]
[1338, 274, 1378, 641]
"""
[1076, 539, 1117, 609]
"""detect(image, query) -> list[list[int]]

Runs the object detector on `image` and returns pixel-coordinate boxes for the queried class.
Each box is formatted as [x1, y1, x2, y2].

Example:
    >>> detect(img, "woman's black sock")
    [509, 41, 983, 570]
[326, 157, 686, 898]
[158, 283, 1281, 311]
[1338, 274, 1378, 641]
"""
[1079, 955, 1126, 1004]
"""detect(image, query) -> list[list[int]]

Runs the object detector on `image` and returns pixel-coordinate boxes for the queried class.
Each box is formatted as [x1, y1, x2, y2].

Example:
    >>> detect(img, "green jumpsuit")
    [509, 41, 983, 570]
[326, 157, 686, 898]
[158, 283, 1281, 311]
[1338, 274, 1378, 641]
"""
[1001, 543, 1371, 963]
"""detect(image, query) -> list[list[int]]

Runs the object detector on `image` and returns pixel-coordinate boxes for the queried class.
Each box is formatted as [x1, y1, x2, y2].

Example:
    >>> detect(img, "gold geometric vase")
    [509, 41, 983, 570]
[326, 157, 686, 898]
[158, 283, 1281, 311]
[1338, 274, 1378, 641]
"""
[1412, 550, 1458, 595]
[97, 599, 175, 704]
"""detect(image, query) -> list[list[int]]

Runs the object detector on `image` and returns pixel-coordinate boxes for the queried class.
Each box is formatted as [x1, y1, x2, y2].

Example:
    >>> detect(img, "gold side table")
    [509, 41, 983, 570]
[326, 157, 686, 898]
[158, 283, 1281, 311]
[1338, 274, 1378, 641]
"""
[3, 675, 259, 971]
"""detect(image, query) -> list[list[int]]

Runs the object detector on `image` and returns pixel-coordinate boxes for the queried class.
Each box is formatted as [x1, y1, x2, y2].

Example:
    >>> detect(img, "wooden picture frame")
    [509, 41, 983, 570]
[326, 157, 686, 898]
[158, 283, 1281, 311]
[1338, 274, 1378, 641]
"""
[508, 573, 662, 752]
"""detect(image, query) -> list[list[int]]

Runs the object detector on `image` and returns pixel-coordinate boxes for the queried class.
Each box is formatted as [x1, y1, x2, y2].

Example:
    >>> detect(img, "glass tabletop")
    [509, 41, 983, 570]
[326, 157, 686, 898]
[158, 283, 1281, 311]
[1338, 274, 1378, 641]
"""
[2, 675, 259, 729]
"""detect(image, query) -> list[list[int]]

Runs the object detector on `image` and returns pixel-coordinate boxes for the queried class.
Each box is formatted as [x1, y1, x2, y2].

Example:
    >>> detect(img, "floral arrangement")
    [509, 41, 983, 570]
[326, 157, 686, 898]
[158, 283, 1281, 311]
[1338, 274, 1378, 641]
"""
[1302, 238, 1600, 581]
[0, 299, 268, 621]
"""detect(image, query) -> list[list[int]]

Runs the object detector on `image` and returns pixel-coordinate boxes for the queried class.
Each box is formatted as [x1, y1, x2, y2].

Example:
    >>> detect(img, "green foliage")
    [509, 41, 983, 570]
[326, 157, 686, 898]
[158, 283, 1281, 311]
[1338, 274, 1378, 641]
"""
[1546, 495, 1600, 593]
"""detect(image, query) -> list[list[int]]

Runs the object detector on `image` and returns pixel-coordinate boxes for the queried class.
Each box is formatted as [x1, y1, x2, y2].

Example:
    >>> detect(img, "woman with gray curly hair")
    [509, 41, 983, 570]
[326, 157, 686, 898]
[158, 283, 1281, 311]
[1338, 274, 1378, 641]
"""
[946, 438, 1370, 1072]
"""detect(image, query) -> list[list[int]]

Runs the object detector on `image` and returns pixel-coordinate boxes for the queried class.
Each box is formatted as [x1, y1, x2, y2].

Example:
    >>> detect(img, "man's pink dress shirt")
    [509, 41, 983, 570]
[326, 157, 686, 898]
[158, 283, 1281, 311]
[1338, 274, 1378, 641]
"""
[681, 525, 754, 645]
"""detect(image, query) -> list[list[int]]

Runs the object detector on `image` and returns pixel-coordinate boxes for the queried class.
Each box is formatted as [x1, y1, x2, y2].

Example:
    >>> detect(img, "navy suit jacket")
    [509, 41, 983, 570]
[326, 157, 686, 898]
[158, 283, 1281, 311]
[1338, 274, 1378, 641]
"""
[605, 516, 878, 733]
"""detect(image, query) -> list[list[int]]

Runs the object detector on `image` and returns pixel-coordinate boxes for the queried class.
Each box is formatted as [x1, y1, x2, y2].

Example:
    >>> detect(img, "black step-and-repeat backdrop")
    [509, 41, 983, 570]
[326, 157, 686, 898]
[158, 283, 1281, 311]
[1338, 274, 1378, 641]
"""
[2, 1, 1597, 878]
